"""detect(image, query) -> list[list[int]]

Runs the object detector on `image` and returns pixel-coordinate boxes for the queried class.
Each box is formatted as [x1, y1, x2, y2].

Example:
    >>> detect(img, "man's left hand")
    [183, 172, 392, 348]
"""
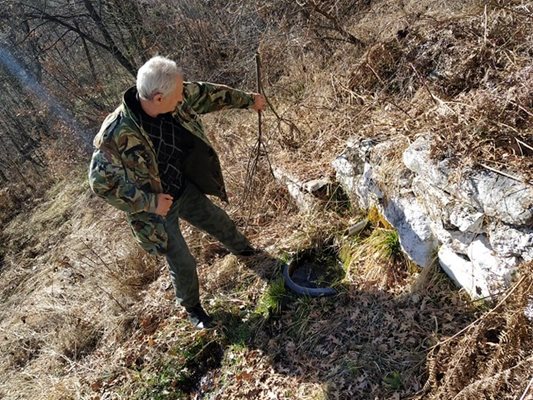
[252, 94, 266, 112]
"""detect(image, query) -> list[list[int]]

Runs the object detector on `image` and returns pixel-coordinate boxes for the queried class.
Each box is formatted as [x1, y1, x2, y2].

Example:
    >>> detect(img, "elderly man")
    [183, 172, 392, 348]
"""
[89, 56, 265, 329]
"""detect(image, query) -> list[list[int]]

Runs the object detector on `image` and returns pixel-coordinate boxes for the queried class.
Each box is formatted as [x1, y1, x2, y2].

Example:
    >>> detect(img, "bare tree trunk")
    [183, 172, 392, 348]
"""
[81, 0, 137, 77]
[75, 20, 99, 83]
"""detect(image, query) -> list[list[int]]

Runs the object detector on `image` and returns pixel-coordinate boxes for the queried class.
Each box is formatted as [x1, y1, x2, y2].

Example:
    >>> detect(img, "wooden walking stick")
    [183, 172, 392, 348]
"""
[253, 51, 274, 177]
[243, 52, 265, 201]
[242, 52, 270, 233]
[255, 52, 263, 144]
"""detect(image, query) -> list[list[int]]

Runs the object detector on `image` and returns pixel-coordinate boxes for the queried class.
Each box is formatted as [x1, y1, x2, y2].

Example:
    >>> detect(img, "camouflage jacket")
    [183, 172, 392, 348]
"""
[88, 81, 254, 255]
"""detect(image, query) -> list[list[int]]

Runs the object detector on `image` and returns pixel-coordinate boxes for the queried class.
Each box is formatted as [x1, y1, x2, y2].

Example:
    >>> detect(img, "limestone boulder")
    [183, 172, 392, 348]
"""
[333, 133, 532, 299]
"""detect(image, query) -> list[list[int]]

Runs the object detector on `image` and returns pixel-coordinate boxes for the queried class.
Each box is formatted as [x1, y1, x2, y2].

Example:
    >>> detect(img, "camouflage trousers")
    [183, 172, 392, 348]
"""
[164, 182, 250, 309]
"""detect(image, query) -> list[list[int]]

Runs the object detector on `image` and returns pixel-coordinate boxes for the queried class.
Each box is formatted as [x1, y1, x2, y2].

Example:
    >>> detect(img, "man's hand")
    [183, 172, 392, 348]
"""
[155, 193, 173, 216]
[252, 93, 266, 112]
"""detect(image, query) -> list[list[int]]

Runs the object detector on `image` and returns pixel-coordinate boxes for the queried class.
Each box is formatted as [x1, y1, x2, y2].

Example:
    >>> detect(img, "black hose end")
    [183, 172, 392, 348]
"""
[282, 263, 337, 297]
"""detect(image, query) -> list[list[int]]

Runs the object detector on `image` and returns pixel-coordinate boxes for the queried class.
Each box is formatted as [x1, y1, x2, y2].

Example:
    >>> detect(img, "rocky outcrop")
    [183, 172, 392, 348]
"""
[332, 135, 532, 299]
[272, 168, 335, 212]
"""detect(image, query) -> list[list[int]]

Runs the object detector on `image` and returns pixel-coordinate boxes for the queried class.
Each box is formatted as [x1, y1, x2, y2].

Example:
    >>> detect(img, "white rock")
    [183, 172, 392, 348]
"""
[487, 222, 533, 261]
[332, 139, 383, 209]
[460, 172, 533, 226]
[430, 219, 478, 255]
[332, 143, 365, 177]
[525, 297, 533, 322]
[287, 181, 316, 212]
[405, 136, 533, 226]
[438, 245, 491, 299]
[357, 162, 383, 209]
[403, 135, 450, 188]
[273, 168, 317, 212]
[449, 204, 484, 233]
[303, 179, 330, 194]
[383, 196, 438, 268]
[411, 177, 452, 223]
[467, 236, 517, 293]
[332, 155, 360, 202]
[335, 133, 532, 300]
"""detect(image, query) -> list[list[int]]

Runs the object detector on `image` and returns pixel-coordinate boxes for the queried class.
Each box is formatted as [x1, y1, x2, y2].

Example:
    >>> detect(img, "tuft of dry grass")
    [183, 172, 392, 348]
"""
[343, 221, 415, 290]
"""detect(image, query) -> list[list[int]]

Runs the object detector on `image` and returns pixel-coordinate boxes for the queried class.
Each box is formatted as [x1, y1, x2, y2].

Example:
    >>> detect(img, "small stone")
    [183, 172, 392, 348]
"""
[303, 178, 330, 194]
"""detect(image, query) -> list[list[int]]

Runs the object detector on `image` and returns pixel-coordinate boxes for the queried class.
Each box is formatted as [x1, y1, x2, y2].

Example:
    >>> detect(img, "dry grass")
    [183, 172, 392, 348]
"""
[0, 173, 165, 400]
[415, 261, 533, 400]
[258, 0, 532, 186]
[0, 166, 52, 227]
[1, 164, 477, 399]
[1, 0, 532, 399]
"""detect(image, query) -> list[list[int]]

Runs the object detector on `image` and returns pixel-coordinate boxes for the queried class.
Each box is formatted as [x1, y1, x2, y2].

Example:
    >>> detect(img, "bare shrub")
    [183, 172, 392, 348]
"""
[417, 262, 533, 400]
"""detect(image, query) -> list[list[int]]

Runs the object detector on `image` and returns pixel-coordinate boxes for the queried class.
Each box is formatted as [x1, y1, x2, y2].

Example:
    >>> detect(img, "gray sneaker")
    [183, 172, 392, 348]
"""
[185, 304, 214, 329]
[235, 246, 261, 257]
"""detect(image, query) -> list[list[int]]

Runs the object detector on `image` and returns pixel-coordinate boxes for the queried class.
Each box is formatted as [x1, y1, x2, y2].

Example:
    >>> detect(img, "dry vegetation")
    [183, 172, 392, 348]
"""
[1, 0, 532, 399]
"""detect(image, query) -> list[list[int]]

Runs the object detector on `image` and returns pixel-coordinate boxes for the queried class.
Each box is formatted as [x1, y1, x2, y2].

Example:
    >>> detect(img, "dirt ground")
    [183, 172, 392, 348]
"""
[1, 0, 532, 399]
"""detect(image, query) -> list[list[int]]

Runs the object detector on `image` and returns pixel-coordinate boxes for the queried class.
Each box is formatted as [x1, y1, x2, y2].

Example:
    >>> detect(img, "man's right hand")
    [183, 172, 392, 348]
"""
[252, 93, 266, 112]
[155, 193, 174, 216]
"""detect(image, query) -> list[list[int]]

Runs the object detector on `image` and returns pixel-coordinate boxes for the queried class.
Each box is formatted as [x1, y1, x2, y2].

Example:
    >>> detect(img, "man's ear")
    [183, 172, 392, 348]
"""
[153, 93, 163, 103]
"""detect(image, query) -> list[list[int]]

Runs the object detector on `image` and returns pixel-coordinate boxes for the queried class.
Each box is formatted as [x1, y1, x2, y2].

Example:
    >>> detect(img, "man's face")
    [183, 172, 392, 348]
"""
[159, 76, 184, 114]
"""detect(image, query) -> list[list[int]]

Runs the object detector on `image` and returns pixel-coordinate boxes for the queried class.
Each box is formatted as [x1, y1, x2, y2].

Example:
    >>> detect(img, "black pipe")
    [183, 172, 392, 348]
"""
[282, 263, 337, 297]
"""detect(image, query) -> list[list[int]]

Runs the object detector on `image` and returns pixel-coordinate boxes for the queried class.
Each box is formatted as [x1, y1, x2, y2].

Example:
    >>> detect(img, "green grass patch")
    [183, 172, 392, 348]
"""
[383, 370, 403, 390]
[365, 228, 401, 260]
[338, 207, 413, 288]
[255, 278, 288, 318]
[286, 297, 313, 339]
[133, 360, 188, 400]
[133, 334, 223, 399]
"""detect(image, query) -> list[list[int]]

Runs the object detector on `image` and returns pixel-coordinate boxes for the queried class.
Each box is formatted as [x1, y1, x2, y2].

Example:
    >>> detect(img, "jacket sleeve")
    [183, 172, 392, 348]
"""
[88, 134, 158, 215]
[183, 81, 255, 114]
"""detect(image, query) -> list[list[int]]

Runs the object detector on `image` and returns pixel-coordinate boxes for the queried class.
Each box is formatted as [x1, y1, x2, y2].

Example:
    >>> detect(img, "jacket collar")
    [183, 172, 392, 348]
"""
[121, 86, 157, 155]
[122, 86, 143, 124]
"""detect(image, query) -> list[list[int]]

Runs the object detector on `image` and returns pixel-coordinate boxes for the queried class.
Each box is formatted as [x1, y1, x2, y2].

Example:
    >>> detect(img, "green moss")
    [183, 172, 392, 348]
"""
[367, 205, 393, 229]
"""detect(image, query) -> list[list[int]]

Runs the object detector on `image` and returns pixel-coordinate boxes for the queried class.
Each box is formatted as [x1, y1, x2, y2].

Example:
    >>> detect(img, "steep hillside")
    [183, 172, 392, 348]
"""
[1, 1, 531, 399]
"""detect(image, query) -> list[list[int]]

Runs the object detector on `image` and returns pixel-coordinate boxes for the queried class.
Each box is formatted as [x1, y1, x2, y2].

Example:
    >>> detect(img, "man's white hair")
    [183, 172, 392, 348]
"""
[136, 56, 183, 100]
